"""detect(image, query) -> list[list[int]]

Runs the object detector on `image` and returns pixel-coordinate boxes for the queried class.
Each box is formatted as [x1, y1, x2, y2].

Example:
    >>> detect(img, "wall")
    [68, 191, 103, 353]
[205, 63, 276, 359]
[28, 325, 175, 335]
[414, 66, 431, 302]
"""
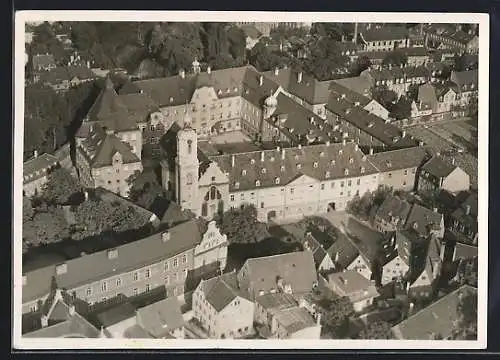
[364, 100, 390, 120]
[215, 297, 255, 338]
[116, 130, 142, 160]
[106, 317, 136, 338]
[346, 255, 372, 280]
[92, 157, 143, 197]
[194, 221, 229, 271]
[353, 296, 375, 312]
[381, 256, 409, 285]
[23, 176, 48, 197]
[289, 325, 321, 339]
[377, 167, 418, 191]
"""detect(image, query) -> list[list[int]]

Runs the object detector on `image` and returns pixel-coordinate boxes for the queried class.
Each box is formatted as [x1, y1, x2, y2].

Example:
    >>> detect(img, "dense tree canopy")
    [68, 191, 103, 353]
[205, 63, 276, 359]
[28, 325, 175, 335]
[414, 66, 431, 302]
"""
[382, 50, 408, 67]
[451, 291, 478, 340]
[218, 204, 270, 244]
[22, 206, 70, 252]
[346, 191, 375, 221]
[247, 41, 290, 72]
[358, 321, 395, 339]
[317, 294, 355, 338]
[41, 167, 82, 205]
[456, 257, 478, 287]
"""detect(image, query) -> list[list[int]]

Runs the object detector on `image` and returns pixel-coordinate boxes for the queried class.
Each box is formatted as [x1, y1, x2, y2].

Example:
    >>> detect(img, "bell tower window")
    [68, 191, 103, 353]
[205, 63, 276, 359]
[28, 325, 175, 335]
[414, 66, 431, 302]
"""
[187, 139, 193, 154]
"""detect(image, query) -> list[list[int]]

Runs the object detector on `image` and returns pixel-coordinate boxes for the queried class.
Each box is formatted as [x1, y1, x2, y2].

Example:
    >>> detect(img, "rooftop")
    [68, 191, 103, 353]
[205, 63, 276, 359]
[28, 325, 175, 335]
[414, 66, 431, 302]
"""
[200, 272, 249, 312]
[136, 297, 185, 337]
[404, 203, 443, 237]
[367, 146, 429, 172]
[360, 25, 409, 42]
[273, 306, 317, 334]
[421, 156, 457, 179]
[327, 270, 379, 299]
[23, 153, 59, 184]
[373, 194, 412, 226]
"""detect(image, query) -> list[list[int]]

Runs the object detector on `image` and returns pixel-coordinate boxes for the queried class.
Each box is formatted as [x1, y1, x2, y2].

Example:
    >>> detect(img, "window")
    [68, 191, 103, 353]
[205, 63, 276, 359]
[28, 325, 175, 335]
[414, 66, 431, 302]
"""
[275, 177, 280, 185]
[86, 288, 92, 296]
[146, 284, 151, 292]
[348, 180, 352, 187]
[101, 282, 107, 292]
[134, 272, 138, 281]
[230, 194, 234, 201]
[260, 202, 264, 208]
[388, 173, 392, 178]
[145, 269, 151, 278]
[290, 188, 294, 194]
[255, 180, 261, 187]
[165, 275, 170, 285]
[182, 254, 187, 264]
[202, 203, 208, 216]
[116, 278, 122, 287]
[173, 258, 178, 267]
[341, 181, 345, 188]
[321, 184, 325, 190]
[331, 182, 335, 188]
[133, 288, 138, 296]
[357, 179, 361, 185]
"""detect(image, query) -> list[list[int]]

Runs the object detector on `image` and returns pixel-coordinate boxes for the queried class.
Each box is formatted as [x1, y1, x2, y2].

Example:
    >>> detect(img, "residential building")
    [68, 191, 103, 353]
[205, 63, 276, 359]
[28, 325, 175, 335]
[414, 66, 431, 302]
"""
[391, 285, 477, 339]
[326, 270, 379, 312]
[418, 156, 471, 195]
[412, 83, 459, 120]
[36, 65, 96, 92]
[255, 292, 321, 339]
[400, 47, 431, 67]
[237, 251, 318, 301]
[303, 232, 335, 272]
[361, 65, 430, 98]
[32, 53, 56, 72]
[23, 288, 101, 338]
[380, 231, 412, 286]
[22, 219, 228, 315]
[193, 271, 255, 339]
[367, 146, 429, 191]
[333, 76, 373, 99]
[95, 302, 138, 338]
[23, 152, 59, 197]
[356, 50, 388, 66]
[450, 69, 478, 107]
[76, 125, 143, 197]
[160, 121, 381, 222]
[358, 25, 410, 52]
[371, 194, 412, 233]
[326, 234, 360, 272]
[408, 236, 442, 299]
[135, 297, 185, 338]
[240, 25, 262, 50]
[404, 203, 445, 239]
[451, 242, 478, 262]
[449, 192, 478, 245]
[423, 24, 479, 54]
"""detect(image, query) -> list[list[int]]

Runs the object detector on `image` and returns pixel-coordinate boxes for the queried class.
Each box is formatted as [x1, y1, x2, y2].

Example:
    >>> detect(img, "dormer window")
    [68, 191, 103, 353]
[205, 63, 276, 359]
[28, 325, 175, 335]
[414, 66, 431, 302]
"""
[280, 165, 285, 172]
[275, 177, 280, 184]
[344, 168, 349, 176]
[319, 151, 325, 157]
[234, 87, 238, 92]
[218, 89, 222, 95]
[349, 158, 354, 164]
[339, 150, 343, 155]
[255, 180, 261, 187]
[294, 155, 299, 160]
[386, 161, 392, 168]
[169, 97, 174, 103]
[296, 163, 302, 169]
[313, 162, 318, 168]
[107, 249, 118, 259]
[331, 160, 336, 165]
[325, 171, 330, 178]
[250, 159, 255, 164]
[261, 168, 267, 174]
[235, 182, 240, 189]
[361, 166, 365, 174]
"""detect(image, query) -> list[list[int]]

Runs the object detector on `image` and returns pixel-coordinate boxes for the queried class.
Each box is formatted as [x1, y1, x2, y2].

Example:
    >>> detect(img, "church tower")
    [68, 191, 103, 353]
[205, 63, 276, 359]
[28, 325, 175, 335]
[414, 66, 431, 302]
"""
[175, 113, 200, 216]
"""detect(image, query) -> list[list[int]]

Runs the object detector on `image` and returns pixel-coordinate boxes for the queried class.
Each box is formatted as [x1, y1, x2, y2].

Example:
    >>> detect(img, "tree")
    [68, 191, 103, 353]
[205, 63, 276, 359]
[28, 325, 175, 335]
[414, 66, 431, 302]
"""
[390, 96, 412, 120]
[302, 37, 349, 81]
[23, 196, 34, 223]
[372, 186, 393, 209]
[456, 257, 478, 287]
[227, 26, 247, 61]
[346, 191, 374, 221]
[72, 198, 149, 240]
[407, 83, 420, 102]
[248, 41, 288, 72]
[373, 86, 398, 109]
[128, 173, 165, 211]
[358, 321, 395, 339]
[22, 206, 70, 250]
[451, 291, 478, 340]
[219, 204, 270, 244]
[382, 50, 408, 67]
[41, 167, 82, 205]
[28, 22, 67, 64]
[318, 294, 355, 338]
[350, 55, 372, 76]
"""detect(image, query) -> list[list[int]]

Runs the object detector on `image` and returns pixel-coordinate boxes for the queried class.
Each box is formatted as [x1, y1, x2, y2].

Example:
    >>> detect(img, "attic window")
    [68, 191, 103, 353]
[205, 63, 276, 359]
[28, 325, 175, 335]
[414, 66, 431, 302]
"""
[344, 168, 349, 176]
[313, 162, 318, 168]
[270, 156, 275, 162]
[242, 170, 247, 176]
[319, 151, 325, 157]
[275, 177, 280, 184]
[386, 161, 392, 168]
[280, 165, 285, 172]
[354, 101, 360, 107]
[296, 163, 302, 169]
[169, 97, 174, 103]
[226, 88, 230, 93]
[361, 166, 365, 174]
[235, 182, 240, 189]
[255, 180, 261, 187]
[107, 249, 118, 259]
[294, 155, 299, 160]
[331, 160, 336, 165]
[250, 159, 255, 164]
[261, 168, 267, 174]
[325, 171, 330, 178]
[56, 263, 67, 275]
[338, 150, 343, 155]
[349, 158, 354, 164]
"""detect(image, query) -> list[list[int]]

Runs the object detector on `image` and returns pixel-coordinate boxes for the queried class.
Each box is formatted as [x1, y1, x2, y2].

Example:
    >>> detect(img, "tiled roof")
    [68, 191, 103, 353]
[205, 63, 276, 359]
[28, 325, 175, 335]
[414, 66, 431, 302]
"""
[326, 235, 359, 270]
[22, 219, 203, 303]
[24, 314, 100, 338]
[136, 297, 184, 337]
[404, 204, 443, 237]
[117, 92, 160, 125]
[418, 83, 437, 105]
[123, 324, 154, 338]
[23, 153, 59, 184]
[256, 292, 298, 312]
[344, 217, 388, 265]
[239, 251, 317, 298]
[421, 156, 457, 179]
[373, 194, 412, 226]
[96, 302, 137, 328]
[451, 69, 478, 91]
[94, 187, 157, 223]
[209, 142, 378, 192]
[454, 243, 478, 261]
[356, 50, 387, 61]
[333, 76, 373, 98]
[201, 272, 248, 312]
[387, 230, 414, 267]
[85, 78, 137, 132]
[328, 81, 371, 107]
[273, 306, 317, 334]
[400, 47, 430, 57]
[367, 146, 429, 172]
[303, 232, 329, 269]
[360, 25, 409, 42]
[365, 65, 430, 81]
[32, 54, 55, 69]
[78, 125, 140, 168]
[263, 68, 333, 105]
[327, 270, 379, 300]
[452, 192, 478, 221]
[392, 285, 477, 339]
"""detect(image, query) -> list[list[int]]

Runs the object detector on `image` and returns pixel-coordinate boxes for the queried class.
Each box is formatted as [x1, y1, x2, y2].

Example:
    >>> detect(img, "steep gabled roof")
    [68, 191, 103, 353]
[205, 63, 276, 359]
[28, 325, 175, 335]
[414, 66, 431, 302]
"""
[360, 25, 409, 42]
[373, 194, 412, 226]
[23, 153, 59, 184]
[367, 146, 429, 172]
[421, 156, 457, 179]
[404, 204, 443, 237]
[200, 272, 249, 312]
[136, 297, 184, 337]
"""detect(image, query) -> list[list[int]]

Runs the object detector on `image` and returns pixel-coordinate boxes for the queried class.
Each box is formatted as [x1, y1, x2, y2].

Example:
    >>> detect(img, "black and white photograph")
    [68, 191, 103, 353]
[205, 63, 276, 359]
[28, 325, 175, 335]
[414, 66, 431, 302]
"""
[13, 11, 488, 349]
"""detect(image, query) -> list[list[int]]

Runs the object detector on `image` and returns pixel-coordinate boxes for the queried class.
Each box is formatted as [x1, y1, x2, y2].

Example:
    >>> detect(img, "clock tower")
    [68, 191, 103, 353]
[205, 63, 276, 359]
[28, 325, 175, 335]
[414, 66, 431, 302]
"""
[175, 113, 200, 216]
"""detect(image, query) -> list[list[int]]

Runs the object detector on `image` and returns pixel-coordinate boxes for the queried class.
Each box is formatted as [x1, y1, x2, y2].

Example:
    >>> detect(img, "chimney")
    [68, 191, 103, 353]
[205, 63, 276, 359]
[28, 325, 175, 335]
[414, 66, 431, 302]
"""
[388, 63, 392, 70]
[162, 231, 171, 242]
[316, 312, 322, 326]
[231, 155, 235, 168]
[369, 148, 374, 155]
[260, 151, 265, 162]
[402, 130, 406, 138]
[281, 148, 286, 160]
[334, 252, 339, 263]
[207, 66, 211, 75]
[86, 60, 90, 68]
[342, 139, 346, 146]
[259, 75, 263, 87]
[179, 68, 185, 79]
[274, 67, 279, 76]
[84, 191, 89, 201]
[412, 222, 419, 230]
[33, 150, 38, 158]
[298, 144, 302, 150]
[297, 71, 303, 84]
[326, 140, 330, 146]
[408, 301, 414, 315]
[418, 140, 424, 146]
[41, 315, 49, 328]
[433, 207, 438, 213]
[465, 204, 471, 216]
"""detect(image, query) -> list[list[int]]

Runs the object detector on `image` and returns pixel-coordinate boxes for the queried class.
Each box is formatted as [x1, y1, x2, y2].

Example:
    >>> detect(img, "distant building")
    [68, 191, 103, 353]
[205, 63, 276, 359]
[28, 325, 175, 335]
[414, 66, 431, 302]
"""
[23, 152, 59, 197]
[423, 24, 479, 54]
[407, 236, 442, 299]
[392, 285, 477, 339]
[36, 65, 96, 92]
[371, 194, 412, 233]
[380, 231, 412, 286]
[358, 24, 410, 52]
[449, 192, 478, 245]
[302, 232, 335, 272]
[326, 270, 379, 312]
[450, 69, 478, 107]
[193, 271, 255, 339]
[404, 203, 445, 239]
[240, 25, 263, 50]
[32, 53, 56, 72]
[418, 156, 471, 195]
